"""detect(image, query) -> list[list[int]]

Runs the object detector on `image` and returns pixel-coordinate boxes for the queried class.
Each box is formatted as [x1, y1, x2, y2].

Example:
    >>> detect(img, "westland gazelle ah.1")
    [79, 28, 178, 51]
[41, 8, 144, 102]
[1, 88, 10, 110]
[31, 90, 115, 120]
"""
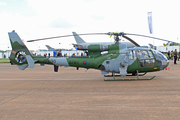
[8, 31, 169, 81]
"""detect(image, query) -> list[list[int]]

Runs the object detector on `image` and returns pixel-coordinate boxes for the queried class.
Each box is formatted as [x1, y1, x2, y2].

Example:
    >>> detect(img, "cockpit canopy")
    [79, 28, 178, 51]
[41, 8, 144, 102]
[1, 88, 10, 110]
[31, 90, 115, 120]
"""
[152, 50, 169, 69]
[128, 48, 169, 70]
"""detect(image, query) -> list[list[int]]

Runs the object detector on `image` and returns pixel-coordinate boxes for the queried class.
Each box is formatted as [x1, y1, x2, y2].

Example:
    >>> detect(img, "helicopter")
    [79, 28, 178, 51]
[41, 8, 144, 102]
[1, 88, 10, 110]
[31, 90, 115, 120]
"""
[8, 30, 171, 81]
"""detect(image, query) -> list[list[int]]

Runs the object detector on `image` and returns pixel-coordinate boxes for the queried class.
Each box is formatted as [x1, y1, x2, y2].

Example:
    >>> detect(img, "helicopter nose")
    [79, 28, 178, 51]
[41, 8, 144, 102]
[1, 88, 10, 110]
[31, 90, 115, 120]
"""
[153, 50, 169, 70]
[162, 60, 169, 69]
[157, 59, 169, 70]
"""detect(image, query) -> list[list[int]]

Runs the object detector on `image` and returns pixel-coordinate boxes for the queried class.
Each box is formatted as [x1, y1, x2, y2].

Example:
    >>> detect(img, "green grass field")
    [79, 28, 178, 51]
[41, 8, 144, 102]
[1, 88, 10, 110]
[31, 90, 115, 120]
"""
[0, 58, 10, 63]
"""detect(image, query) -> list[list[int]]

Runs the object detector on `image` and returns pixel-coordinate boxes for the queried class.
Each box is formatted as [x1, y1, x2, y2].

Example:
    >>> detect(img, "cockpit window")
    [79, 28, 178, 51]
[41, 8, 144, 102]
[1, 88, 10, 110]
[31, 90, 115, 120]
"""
[129, 50, 136, 60]
[147, 51, 154, 58]
[146, 59, 155, 67]
[153, 51, 168, 61]
[152, 50, 169, 70]
[137, 50, 154, 59]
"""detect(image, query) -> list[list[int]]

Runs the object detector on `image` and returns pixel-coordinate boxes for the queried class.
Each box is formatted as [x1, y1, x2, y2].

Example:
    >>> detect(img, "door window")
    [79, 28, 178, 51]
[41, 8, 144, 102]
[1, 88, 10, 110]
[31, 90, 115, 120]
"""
[137, 50, 154, 59]
[146, 59, 155, 67]
[129, 50, 136, 60]
[137, 50, 155, 67]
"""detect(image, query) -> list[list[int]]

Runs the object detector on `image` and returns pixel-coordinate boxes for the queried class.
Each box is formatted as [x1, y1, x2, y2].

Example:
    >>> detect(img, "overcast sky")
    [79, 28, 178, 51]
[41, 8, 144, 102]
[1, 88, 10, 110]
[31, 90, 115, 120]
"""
[0, 0, 180, 50]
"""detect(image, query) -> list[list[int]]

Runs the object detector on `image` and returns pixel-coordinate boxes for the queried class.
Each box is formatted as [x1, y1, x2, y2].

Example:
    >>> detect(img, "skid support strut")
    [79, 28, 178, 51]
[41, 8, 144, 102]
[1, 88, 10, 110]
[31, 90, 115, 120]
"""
[104, 70, 155, 81]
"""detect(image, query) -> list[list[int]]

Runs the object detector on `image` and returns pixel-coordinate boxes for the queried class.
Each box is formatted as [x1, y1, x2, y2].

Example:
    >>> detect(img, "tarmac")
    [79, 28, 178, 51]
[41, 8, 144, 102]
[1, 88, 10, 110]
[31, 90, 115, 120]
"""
[0, 61, 180, 120]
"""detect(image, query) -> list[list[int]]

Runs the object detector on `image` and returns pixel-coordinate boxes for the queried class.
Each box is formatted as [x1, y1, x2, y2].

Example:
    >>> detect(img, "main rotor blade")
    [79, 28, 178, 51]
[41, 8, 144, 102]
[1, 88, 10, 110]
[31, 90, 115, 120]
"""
[27, 33, 106, 42]
[123, 33, 180, 44]
[122, 35, 140, 47]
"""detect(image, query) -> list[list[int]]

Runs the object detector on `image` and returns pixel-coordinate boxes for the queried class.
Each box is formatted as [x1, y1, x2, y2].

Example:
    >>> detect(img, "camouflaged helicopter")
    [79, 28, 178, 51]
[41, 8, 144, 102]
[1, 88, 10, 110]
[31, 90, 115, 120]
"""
[8, 30, 170, 81]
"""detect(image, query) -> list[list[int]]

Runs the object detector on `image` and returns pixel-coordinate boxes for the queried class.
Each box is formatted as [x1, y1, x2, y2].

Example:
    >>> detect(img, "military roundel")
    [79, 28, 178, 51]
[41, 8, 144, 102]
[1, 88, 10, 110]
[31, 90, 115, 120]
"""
[83, 61, 87, 65]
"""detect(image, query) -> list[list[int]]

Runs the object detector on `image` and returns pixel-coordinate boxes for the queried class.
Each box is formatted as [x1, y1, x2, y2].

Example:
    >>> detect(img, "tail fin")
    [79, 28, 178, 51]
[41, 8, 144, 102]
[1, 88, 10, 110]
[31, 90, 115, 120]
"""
[45, 45, 53, 50]
[163, 43, 168, 46]
[72, 32, 86, 44]
[166, 41, 171, 46]
[163, 41, 171, 46]
[8, 30, 34, 70]
[148, 43, 156, 50]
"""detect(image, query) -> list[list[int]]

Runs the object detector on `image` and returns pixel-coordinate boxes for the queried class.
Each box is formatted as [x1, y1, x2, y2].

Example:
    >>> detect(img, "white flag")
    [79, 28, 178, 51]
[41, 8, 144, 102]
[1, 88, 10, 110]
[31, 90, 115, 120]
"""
[148, 12, 153, 34]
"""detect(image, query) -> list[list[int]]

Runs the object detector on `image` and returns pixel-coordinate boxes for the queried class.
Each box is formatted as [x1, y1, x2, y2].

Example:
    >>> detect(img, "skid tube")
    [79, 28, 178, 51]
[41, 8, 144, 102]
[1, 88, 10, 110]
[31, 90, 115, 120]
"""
[104, 70, 155, 81]
[104, 72, 147, 77]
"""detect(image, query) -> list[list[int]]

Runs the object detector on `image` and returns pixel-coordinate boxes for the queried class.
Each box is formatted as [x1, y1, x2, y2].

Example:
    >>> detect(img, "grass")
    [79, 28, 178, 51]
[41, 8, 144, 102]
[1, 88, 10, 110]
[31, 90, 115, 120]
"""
[0, 58, 10, 63]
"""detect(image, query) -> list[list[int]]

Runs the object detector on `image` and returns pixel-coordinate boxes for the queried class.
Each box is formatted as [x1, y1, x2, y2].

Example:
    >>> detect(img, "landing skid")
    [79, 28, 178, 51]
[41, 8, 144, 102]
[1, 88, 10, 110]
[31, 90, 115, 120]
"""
[104, 74, 121, 77]
[104, 70, 155, 81]
[104, 72, 147, 77]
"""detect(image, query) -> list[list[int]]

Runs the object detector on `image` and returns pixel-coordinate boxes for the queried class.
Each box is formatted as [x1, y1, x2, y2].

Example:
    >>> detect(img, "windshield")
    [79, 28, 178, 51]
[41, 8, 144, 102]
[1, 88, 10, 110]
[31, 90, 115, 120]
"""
[152, 50, 169, 70]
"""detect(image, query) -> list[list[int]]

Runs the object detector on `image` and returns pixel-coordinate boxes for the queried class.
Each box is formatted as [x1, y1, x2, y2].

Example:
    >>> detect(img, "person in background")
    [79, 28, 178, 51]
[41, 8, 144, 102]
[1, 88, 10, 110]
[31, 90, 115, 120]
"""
[167, 51, 170, 60]
[44, 53, 47, 58]
[171, 50, 174, 60]
[71, 53, 75, 57]
[56, 51, 62, 57]
[173, 49, 177, 64]
[64, 53, 67, 57]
